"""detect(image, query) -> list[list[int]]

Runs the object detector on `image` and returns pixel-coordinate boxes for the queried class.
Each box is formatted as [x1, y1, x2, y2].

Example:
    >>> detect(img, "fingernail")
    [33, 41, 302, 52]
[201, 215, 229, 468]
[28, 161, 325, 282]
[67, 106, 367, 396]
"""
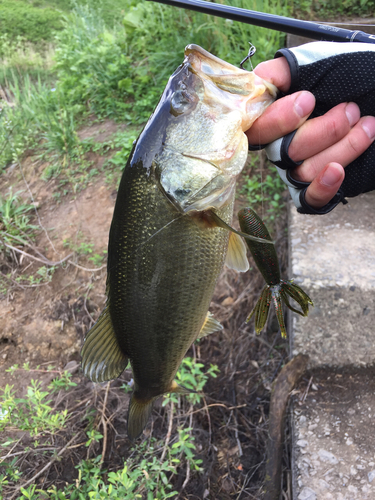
[294, 91, 315, 118]
[361, 117, 375, 140]
[345, 102, 360, 127]
[321, 164, 343, 187]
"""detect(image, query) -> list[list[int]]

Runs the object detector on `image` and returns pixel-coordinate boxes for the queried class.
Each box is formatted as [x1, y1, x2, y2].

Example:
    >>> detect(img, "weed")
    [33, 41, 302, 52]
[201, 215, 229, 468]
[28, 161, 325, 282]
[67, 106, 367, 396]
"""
[88, 250, 107, 267]
[0, 34, 55, 85]
[0, 188, 37, 261]
[76, 242, 94, 256]
[291, 0, 375, 18]
[62, 236, 103, 263]
[0, 380, 69, 437]
[0, 358, 215, 498]
[13, 265, 55, 287]
[163, 357, 219, 406]
[0, 1, 63, 44]
[240, 158, 286, 222]
[0, 189, 34, 231]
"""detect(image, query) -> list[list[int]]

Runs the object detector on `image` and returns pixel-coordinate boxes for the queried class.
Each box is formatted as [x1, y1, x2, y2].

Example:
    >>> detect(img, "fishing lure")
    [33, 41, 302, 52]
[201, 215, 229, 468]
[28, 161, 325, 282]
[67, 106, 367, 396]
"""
[238, 208, 313, 337]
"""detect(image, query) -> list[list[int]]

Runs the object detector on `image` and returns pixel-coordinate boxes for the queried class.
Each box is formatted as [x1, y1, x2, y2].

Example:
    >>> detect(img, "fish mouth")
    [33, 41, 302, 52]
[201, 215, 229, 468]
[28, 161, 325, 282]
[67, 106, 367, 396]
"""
[185, 44, 245, 78]
[184, 44, 277, 128]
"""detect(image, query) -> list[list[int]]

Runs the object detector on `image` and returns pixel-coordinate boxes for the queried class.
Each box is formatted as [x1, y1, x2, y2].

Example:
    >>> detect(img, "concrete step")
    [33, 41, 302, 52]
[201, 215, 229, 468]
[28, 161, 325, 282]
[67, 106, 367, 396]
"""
[288, 192, 375, 500]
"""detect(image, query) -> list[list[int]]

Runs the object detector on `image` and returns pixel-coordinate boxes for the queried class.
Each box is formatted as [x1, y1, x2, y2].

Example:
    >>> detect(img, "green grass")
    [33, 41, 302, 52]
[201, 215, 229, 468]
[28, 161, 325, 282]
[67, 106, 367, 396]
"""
[0, 0, 288, 184]
[0, 360, 217, 498]
[0, 0, 63, 43]
[0, 0, 129, 45]
[292, 0, 375, 17]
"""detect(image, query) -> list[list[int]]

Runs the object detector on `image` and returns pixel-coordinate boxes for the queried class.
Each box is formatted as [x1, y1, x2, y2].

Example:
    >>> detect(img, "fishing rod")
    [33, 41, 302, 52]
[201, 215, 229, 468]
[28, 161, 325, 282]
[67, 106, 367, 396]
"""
[147, 0, 375, 44]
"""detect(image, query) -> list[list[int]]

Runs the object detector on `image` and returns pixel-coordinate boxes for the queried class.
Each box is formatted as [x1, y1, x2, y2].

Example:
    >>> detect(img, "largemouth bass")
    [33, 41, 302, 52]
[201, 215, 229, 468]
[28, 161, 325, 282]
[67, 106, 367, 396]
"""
[81, 45, 277, 440]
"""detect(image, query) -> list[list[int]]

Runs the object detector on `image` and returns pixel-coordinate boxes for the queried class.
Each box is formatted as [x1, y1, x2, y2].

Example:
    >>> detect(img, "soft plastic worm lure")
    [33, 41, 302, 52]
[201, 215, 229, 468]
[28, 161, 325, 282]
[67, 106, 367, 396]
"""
[238, 208, 313, 338]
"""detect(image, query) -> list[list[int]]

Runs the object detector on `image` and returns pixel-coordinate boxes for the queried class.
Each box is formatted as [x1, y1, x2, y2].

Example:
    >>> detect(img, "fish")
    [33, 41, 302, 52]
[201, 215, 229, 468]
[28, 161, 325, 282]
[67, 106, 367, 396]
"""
[238, 207, 313, 337]
[81, 44, 277, 440]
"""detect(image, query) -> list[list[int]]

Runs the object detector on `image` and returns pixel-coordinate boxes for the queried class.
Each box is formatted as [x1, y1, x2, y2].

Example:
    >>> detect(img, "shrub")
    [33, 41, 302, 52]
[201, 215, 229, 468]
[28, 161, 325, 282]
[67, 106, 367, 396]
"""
[0, 0, 63, 43]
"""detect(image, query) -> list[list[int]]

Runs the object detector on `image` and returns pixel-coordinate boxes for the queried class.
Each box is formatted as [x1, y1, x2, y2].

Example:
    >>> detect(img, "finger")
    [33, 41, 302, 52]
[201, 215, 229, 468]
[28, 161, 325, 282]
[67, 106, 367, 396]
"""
[253, 57, 291, 92]
[305, 163, 345, 209]
[247, 91, 315, 145]
[289, 102, 361, 162]
[293, 116, 375, 183]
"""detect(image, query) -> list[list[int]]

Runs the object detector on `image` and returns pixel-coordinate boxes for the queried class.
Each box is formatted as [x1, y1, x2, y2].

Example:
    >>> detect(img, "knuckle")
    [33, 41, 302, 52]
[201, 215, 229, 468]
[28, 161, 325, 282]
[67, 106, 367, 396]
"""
[346, 133, 363, 156]
[299, 160, 319, 183]
[326, 116, 347, 143]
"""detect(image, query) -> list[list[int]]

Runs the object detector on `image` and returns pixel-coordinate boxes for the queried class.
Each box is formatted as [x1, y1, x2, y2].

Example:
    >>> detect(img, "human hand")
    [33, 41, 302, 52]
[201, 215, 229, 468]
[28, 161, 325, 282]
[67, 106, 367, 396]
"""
[246, 46, 375, 214]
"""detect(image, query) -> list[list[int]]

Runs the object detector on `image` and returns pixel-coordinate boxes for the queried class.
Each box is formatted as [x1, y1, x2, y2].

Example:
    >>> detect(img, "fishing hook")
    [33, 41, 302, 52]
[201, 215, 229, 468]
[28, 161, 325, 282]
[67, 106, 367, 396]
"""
[240, 43, 256, 70]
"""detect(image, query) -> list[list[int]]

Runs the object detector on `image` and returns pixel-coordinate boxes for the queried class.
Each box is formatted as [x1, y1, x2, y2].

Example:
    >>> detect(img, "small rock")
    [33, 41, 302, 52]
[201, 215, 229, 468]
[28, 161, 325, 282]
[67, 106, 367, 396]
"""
[318, 479, 330, 490]
[298, 487, 317, 500]
[297, 440, 308, 448]
[368, 470, 375, 483]
[318, 449, 339, 465]
[64, 360, 80, 374]
[348, 484, 358, 493]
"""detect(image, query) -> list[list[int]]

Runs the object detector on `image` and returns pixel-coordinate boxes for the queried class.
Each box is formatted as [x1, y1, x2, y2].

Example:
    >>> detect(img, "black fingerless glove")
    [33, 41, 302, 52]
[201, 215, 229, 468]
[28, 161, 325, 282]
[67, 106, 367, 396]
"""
[266, 41, 375, 214]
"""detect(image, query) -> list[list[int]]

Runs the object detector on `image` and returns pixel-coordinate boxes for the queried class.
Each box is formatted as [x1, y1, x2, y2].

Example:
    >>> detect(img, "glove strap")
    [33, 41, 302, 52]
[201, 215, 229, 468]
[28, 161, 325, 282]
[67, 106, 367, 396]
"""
[266, 130, 303, 170]
[298, 188, 348, 215]
[248, 143, 267, 151]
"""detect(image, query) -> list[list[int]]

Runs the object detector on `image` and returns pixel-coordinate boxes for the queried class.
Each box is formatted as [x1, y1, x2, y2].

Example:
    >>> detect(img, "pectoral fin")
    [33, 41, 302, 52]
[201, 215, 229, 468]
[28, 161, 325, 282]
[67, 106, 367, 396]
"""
[225, 232, 249, 272]
[198, 311, 223, 338]
[81, 304, 128, 383]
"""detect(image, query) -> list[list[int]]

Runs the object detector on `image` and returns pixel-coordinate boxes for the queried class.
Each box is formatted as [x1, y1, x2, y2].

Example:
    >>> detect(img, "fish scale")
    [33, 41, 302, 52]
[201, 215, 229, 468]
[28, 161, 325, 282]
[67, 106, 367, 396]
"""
[108, 160, 232, 395]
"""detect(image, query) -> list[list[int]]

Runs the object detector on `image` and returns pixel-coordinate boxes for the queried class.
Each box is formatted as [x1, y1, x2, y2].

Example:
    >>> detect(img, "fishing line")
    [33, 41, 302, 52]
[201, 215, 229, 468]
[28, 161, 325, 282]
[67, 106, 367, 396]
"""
[239, 42, 266, 218]
[140, 214, 185, 246]
[105, 214, 185, 277]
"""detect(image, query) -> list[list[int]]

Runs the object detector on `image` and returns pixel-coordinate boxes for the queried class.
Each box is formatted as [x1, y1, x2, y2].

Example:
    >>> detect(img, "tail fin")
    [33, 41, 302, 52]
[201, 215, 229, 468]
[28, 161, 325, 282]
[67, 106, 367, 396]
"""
[127, 394, 154, 441]
[127, 381, 194, 440]
[81, 304, 128, 382]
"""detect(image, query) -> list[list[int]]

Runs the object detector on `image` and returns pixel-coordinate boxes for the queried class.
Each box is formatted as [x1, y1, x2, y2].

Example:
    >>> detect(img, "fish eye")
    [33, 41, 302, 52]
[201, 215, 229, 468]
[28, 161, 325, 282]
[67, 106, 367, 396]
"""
[170, 90, 196, 116]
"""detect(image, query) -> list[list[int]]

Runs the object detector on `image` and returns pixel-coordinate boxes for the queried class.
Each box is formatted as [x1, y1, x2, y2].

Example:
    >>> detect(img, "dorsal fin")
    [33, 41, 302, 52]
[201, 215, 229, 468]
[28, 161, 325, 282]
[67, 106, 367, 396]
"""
[81, 304, 128, 382]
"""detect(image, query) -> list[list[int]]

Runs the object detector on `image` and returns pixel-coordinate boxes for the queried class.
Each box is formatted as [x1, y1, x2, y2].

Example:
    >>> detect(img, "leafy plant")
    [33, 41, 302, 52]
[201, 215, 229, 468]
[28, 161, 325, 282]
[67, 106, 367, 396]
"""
[88, 250, 107, 267]
[0, 189, 34, 230]
[0, 359, 210, 499]
[240, 160, 286, 221]
[0, 1, 63, 44]
[291, 0, 375, 17]
[0, 188, 37, 259]
[0, 380, 69, 436]
[14, 265, 56, 286]
[164, 357, 219, 406]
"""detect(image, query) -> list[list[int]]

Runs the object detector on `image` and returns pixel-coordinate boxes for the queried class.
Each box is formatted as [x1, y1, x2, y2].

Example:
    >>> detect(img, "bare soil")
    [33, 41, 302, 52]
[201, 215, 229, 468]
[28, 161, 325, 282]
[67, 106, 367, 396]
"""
[0, 125, 291, 499]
